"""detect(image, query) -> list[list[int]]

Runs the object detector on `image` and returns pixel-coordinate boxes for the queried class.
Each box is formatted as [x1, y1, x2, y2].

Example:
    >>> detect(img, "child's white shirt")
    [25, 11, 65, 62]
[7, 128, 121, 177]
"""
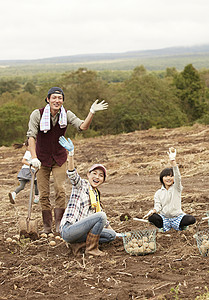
[154, 165, 184, 218]
[22, 150, 32, 169]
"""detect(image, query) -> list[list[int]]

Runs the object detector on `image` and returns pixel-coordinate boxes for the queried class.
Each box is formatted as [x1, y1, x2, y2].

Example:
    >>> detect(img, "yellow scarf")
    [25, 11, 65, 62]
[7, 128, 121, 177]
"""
[89, 187, 101, 212]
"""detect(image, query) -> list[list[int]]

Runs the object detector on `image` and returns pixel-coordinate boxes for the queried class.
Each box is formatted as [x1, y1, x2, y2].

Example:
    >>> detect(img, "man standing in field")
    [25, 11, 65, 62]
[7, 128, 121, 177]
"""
[27, 87, 108, 234]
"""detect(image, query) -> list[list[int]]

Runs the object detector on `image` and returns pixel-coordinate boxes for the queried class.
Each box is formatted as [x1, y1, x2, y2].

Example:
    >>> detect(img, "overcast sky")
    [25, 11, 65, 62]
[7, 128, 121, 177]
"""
[1, 0, 209, 60]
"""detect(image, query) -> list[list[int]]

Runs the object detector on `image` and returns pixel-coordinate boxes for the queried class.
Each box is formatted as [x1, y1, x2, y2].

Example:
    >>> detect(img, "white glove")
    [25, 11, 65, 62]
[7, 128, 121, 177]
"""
[143, 209, 155, 219]
[90, 99, 108, 114]
[31, 158, 41, 169]
[167, 147, 176, 161]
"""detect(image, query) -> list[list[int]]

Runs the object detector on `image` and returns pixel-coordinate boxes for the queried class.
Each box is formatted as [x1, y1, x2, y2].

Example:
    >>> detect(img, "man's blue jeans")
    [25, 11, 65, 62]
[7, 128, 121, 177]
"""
[61, 212, 116, 244]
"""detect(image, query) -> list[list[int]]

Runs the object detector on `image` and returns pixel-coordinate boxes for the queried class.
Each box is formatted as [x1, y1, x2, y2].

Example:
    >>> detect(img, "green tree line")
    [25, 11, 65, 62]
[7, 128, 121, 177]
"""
[0, 64, 209, 146]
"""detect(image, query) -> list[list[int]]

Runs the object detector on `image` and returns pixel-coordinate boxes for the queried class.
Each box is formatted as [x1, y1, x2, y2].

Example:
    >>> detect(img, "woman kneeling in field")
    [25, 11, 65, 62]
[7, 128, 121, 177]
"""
[59, 136, 116, 256]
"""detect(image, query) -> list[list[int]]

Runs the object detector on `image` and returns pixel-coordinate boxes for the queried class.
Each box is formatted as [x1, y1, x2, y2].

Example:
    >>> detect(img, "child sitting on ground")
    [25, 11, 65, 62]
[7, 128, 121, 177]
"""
[9, 140, 39, 204]
[143, 147, 196, 232]
[58, 136, 116, 256]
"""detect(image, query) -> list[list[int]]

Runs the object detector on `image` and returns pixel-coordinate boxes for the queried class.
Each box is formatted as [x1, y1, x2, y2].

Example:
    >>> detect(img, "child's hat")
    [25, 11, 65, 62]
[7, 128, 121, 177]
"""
[89, 164, 107, 180]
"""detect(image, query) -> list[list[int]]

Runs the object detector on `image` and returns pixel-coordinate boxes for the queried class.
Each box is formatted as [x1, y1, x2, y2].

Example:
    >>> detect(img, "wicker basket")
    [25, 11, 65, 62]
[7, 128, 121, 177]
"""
[122, 228, 156, 256]
[195, 228, 209, 257]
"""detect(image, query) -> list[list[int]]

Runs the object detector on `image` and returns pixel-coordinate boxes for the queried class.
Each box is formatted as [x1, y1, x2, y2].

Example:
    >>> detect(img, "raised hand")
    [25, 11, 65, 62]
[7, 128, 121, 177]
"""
[59, 136, 74, 156]
[167, 147, 176, 161]
[90, 99, 108, 114]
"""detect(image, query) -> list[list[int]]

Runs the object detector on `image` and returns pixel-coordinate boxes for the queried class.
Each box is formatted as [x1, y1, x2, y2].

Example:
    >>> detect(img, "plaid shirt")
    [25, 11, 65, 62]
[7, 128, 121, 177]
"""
[60, 169, 108, 231]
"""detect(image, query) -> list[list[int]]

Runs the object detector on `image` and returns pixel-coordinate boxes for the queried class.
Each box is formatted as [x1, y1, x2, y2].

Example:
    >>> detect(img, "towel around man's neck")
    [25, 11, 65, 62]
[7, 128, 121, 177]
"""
[40, 104, 67, 132]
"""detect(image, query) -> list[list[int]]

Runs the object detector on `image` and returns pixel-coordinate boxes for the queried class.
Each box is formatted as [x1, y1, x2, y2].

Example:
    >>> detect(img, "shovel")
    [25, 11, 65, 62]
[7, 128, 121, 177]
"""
[19, 167, 39, 240]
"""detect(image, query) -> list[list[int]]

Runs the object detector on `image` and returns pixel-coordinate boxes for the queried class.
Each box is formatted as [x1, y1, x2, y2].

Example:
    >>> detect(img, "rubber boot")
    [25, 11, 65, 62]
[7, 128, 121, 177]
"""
[42, 210, 52, 234]
[54, 208, 65, 233]
[85, 232, 105, 257]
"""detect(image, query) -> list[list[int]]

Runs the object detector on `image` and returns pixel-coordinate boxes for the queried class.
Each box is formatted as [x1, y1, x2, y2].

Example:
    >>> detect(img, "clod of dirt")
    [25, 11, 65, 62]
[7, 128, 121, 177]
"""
[144, 290, 154, 298]
[120, 212, 131, 221]
[116, 288, 131, 300]
[19, 231, 39, 241]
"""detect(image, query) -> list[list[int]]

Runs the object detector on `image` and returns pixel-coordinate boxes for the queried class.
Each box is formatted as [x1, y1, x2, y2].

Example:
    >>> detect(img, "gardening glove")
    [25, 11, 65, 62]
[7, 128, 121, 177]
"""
[167, 147, 176, 161]
[143, 209, 155, 219]
[31, 158, 41, 169]
[90, 99, 108, 114]
[59, 136, 74, 156]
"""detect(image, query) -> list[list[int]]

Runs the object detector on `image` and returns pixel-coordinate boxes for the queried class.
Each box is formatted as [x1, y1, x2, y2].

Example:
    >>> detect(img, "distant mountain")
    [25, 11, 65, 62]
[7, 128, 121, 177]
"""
[1, 44, 209, 66]
[1, 45, 209, 75]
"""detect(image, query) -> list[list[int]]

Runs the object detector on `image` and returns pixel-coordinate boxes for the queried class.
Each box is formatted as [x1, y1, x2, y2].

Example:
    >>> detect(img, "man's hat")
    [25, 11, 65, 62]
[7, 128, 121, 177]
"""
[45, 87, 64, 103]
[89, 164, 107, 180]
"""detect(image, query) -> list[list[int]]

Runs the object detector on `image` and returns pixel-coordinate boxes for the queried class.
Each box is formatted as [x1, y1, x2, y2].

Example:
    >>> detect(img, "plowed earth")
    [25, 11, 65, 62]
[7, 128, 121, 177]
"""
[0, 124, 209, 300]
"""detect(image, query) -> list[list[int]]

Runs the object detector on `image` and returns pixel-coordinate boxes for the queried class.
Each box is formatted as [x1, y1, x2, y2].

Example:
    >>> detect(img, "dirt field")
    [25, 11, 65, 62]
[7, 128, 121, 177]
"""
[0, 124, 209, 300]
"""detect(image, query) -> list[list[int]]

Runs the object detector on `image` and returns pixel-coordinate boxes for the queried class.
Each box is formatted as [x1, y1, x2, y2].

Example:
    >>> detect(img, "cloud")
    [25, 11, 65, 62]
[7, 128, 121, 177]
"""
[1, 0, 209, 59]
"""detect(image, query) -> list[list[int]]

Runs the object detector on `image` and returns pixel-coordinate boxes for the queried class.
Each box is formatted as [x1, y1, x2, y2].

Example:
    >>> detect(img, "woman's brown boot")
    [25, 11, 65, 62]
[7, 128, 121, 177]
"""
[85, 232, 105, 256]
